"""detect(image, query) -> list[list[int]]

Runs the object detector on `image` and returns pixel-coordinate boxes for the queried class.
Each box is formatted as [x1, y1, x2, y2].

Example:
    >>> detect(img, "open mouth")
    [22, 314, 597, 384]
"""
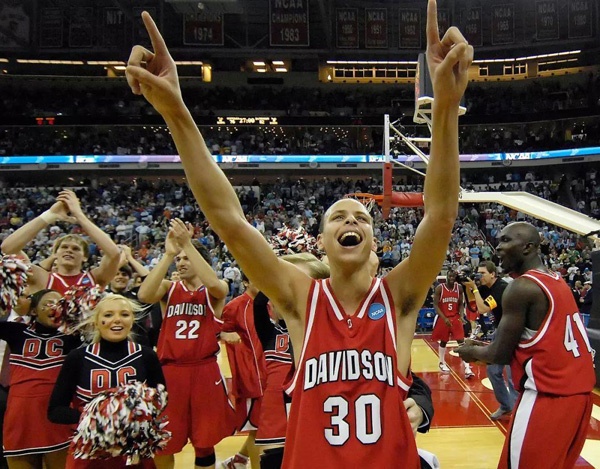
[338, 231, 362, 247]
[110, 326, 124, 332]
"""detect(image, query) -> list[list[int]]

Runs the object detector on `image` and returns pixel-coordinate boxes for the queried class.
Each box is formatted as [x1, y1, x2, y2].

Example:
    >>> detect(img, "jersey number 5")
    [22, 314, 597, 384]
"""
[175, 320, 200, 339]
[564, 312, 592, 358]
[323, 394, 381, 446]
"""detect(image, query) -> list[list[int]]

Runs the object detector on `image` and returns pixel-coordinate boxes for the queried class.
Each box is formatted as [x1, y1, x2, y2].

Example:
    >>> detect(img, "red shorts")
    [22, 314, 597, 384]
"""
[66, 454, 156, 468]
[498, 390, 592, 469]
[234, 396, 262, 432]
[465, 301, 479, 322]
[431, 315, 465, 343]
[4, 392, 73, 457]
[157, 361, 236, 454]
[256, 365, 290, 446]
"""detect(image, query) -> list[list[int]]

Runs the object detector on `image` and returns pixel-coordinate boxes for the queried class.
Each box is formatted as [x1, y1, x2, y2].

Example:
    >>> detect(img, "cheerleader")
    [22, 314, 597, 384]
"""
[1, 289, 81, 469]
[48, 294, 165, 469]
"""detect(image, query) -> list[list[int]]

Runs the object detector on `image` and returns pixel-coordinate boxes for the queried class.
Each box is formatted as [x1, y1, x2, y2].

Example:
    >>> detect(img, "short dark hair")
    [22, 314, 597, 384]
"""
[479, 261, 497, 275]
[28, 289, 59, 315]
[118, 264, 133, 277]
[191, 240, 212, 265]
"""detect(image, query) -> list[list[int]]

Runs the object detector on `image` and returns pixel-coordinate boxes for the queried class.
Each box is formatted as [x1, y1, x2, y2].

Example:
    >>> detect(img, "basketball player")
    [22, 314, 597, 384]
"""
[458, 222, 595, 469]
[220, 274, 266, 469]
[1, 289, 81, 469]
[1, 190, 121, 294]
[137, 219, 235, 469]
[125, 1, 471, 465]
[48, 294, 164, 469]
[431, 270, 474, 378]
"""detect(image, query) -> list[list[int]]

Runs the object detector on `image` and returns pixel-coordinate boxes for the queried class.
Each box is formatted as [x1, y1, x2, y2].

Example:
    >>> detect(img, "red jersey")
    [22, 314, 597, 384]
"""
[438, 282, 461, 318]
[46, 271, 96, 295]
[512, 269, 595, 395]
[222, 292, 266, 398]
[157, 281, 220, 365]
[283, 278, 419, 469]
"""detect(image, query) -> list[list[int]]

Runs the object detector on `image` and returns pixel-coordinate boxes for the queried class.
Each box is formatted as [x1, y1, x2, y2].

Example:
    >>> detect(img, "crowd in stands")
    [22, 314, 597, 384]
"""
[0, 167, 597, 299]
[2, 117, 600, 157]
[2, 74, 599, 119]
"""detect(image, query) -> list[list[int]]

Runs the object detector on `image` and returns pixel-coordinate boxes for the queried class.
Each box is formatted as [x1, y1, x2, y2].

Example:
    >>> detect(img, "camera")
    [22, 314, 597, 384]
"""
[456, 273, 470, 284]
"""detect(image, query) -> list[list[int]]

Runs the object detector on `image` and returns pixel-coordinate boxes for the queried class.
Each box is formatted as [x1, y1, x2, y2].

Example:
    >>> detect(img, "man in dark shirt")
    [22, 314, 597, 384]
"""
[463, 261, 518, 420]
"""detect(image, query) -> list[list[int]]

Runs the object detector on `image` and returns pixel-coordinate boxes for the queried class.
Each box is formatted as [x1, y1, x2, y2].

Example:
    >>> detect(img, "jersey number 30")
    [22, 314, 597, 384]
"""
[324, 394, 381, 445]
[564, 312, 592, 358]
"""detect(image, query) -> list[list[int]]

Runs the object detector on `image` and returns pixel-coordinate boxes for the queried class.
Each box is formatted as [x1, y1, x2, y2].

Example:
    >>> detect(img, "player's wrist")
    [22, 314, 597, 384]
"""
[39, 210, 59, 225]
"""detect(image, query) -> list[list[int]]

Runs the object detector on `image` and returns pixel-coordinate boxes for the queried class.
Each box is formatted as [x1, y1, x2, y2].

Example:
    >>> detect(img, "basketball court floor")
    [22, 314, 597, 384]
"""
[173, 337, 600, 468]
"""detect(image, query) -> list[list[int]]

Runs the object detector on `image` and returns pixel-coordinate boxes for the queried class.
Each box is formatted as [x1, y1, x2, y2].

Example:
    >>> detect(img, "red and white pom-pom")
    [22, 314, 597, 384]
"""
[71, 381, 170, 464]
[268, 225, 321, 257]
[0, 255, 29, 313]
[50, 285, 103, 333]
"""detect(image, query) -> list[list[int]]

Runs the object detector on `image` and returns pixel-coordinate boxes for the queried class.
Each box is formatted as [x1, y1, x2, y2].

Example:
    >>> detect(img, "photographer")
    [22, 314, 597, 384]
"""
[462, 261, 518, 420]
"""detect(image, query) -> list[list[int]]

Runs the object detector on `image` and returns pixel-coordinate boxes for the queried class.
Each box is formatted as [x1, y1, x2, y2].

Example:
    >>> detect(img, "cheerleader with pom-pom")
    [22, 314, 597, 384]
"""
[48, 294, 166, 469]
[1, 289, 82, 469]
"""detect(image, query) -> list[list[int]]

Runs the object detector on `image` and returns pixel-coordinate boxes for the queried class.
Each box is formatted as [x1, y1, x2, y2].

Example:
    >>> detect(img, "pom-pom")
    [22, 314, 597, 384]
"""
[71, 381, 171, 464]
[50, 285, 103, 333]
[268, 225, 321, 257]
[0, 255, 29, 314]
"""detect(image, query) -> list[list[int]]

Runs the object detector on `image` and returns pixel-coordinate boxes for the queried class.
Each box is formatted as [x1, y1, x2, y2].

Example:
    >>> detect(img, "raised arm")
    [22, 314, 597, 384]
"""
[170, 218, 228, 300]
[122, 245, 150, 277]
[137, 231, 178, 305]
[125, 13, 309, 315]
[387, 0, 473, 310]
[57, 190, 120, 287]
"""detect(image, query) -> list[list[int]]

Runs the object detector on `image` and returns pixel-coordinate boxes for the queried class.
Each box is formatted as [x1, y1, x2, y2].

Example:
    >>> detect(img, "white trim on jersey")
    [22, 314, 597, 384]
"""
[379, 280, 396, 350]
[322, 280, 344, 321]
[166, 281, 178, 306]
[518, 274, 555, 349]
[356, 278, 382, 319]
[509, 387, 538, 469]
[285, 281, 320, 396]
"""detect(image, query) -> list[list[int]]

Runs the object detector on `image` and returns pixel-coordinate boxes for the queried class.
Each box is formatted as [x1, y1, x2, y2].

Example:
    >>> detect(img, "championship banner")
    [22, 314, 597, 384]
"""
[365, 8, 387, 49]
[269, 0, 309, 47]
[535, 0, 559, 41]
[568, 0, 593, 39]
[69, 7, 93, 47]
[101, 7, 126, 48]
[462, 7, 482, 46]
[183, 12, 224, 45]
[40, 8, 63, 48]
[491, 3, 515, 45]
[133, 7, 156, 46]
[335, 8, 358, 49]
[0, 0, 31, 49]
[399, 8, 421, 49]
[437, 8, 450, 38]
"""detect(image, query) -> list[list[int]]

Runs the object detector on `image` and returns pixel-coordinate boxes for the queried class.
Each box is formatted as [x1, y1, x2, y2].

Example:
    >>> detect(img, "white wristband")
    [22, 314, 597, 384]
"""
[39, 210, 58, 225]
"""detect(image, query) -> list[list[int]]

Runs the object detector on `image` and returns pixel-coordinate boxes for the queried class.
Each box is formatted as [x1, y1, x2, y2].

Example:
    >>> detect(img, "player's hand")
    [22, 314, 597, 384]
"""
[443, 317, 451, 327]
[169, 218, 193, 246]
[456, 343, 486, 364]
[426, 0, 473, 106]
[404, 397, 424, 436]
[56, 190, 85, 220]
[221, 331, 242, 345]
[126, 12, 183, 116]
[164, 229, 182, 256]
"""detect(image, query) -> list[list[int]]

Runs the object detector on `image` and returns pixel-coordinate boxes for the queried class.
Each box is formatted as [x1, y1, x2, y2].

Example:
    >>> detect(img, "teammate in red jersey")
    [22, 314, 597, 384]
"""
[0, 289, 81, 469]
[220, 274, 266, 469]
[1, 190, 120, 295]
[138, 219, 235, 469]
[431, 271, 474, 378]
[48, 294, 164, 469]
[126, 1, 471, 465]
[458, 222, 595, 469]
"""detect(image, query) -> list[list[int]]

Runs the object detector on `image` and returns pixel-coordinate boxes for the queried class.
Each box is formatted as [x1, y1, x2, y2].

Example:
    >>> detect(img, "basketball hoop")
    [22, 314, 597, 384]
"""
[344, 193, 383, 213]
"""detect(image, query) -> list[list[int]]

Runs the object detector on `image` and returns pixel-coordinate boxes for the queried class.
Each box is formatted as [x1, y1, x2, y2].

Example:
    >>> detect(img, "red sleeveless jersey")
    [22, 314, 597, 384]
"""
[283, 278, 419, 469]
[512, 269, 595, 395]
[439, 282, 461, 318]
[46, 271, 96, 295]
[157, 281, 220, 365]
[222, 292, 266, 398]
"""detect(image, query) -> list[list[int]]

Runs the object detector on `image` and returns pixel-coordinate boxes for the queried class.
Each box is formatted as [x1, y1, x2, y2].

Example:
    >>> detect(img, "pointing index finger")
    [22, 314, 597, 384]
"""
[141, 11, 169, 55]
[426, 0, 440, 46]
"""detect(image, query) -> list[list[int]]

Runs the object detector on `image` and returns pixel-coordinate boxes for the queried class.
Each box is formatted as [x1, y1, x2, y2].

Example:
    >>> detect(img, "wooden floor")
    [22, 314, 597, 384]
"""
[173, 337, 600, 468]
